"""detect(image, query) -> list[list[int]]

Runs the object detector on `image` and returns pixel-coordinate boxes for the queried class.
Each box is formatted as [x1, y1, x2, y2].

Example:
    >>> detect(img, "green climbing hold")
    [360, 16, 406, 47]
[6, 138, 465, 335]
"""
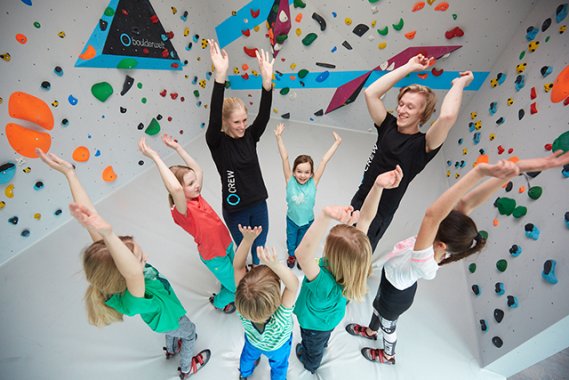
[141, 97, 147, 104]
[392, 18, 404, 31]
[496, 259, 508, 272]
[545, 36, 550, 43]
[298, 69, 309, 79]
[302, 33, 318, 46]
[528, 186, 543, 200]
[91, 82, 113, 102]
[137, 82, 143, 89]
[377, 26, 389, 36]
[512, 206, 528, 218]
[468, 263, 477, 273]
[145, 118, 161, 135]
[280, 87, 290, 95]
[294, 0, 306, 8]
[276, 34, 289, 44]
[193, 90, 200, 97]
[519, 50, 526, 60]
[496, 197, 516, 216]
[104, 7, 115, 16]
[368, 0, 380, 3]
[479, 230, 488, 240]
[552, 131, 569, 153]
[33, 21, 41, 28]
[117, 58, 138, 69]
[452, 14, 458, 20]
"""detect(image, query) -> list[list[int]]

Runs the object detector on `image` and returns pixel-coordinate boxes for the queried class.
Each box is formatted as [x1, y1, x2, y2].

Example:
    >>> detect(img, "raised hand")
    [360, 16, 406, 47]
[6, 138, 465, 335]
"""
[256, 48, 275, 89]
[375, 165, 403, 189]
[36, 148, 75, 174]
[238, 224, 263, 241]
[517, 150, 569, 173]
[477, 160, 520, 179]
[323, 205, 360, 225]
[257, 246, 280, 268]
[407, 54, 434, 72]
[274, 123, 285, 137]
[138, 137, 159, 159]
[332, 131, 342, 145]
[208, 39, 229, 81]
[452, 71, 474, 87]
[162, 133, 181, 150]
[69, 203, 112, 236]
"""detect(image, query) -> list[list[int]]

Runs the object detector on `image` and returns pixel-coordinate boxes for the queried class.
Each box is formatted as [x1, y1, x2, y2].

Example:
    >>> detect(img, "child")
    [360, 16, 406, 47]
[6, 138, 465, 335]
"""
[294, 166, 404, 373]
[274, 122, 342, 268]
[346, 151, 569, 365]
[139, 134, 236, 313]
[233, 225, 299, 380]
[37, 149, 210, 379]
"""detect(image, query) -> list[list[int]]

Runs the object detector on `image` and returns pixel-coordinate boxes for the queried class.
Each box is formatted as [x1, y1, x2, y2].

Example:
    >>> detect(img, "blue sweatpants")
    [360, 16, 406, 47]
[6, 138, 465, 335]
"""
[239, 334, 292, 380]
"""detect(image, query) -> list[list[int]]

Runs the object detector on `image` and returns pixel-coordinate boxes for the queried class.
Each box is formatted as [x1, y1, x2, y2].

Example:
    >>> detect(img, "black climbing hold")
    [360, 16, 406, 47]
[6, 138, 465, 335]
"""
[518, 109, 525, 120]
[21, 229, 30, 237]
[494, 308, 504, 323]
[505, 181, 513, 192]
[9, 216, 19, 225]
[137, 122, 144, 130]
[41, 81, 51, 90]
[0, 162, 15, 172]
[526, 171, 541, 178]
[565, 211, 569, 222]
[99, 19, 108, 31]
[495, 282, 505, 295]
[316, 62, 336, 69]
[54, 66, 63, 75]
[342, 41, 353, 50]
[156, 114, 163, 120]
[61, 118, 69, 126]
[353, 23, 370, 37]
[471, 284, 480, 296]
[524, 223, 534, 232]
[138, 160, 144, 166]
[542, 18, 552, 32]
[492, 336, 503, 348]
[312, 12, 326, 31]
[120, 75, 134, 96]
[314, 109, 324, 116]
[281, 113, 290, 119]
[120, 107, 127, 113]
[479, 320, 487, 332]
[507, 295, 518, 308]
[54, 209, 62, 216]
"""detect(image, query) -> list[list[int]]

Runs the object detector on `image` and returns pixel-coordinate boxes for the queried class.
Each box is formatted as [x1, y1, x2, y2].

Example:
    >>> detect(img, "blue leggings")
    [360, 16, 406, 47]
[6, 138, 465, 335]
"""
[223, 200, 269, 265]
[240, 334, 292, 380]
[286, 217, 313, 257]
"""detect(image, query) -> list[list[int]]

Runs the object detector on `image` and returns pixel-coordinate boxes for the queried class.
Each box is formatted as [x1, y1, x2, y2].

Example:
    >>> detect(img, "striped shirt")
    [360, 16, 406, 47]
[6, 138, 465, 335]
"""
[239, 305, 294, 351]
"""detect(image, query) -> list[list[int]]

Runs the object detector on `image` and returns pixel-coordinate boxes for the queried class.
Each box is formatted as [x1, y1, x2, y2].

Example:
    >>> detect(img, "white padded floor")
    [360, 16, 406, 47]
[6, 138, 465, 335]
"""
[0, 122, 505, 380]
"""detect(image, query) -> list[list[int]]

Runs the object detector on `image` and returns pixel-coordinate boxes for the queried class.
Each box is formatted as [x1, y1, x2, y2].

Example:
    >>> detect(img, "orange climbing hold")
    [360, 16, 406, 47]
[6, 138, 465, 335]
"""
[551, 64, 569, 103]
[417, 73, 428, 79]
[5, 123, 51, 158]
[507, 156, 520, 163]
[16, 34, 28, 44]
[493, 218, 499, 227]
[102, 166, 118, 182]
[518, 186, 526, 193]
[474, 154, 489, 166]
[405, 30, 417, 40]
[242, 63, 249, 71]
[72, 146, 90, 162]
[435, 2, 449, 11]
[9, 92, 54, 130]
[79, 45, 96, 60]
[412, 2, 425, 12]
[295, 13, 303, 23]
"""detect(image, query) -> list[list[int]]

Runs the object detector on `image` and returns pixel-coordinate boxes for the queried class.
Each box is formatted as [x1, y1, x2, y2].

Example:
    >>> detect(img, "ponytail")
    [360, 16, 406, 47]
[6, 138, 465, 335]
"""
[84, 285, 123, 326]
[436, 210, 487, 266]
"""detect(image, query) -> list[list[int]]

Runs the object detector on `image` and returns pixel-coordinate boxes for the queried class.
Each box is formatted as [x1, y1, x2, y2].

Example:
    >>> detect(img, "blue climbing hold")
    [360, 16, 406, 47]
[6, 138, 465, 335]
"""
[525, 25, 539, 41]
[489, 101, 497, 116]
[562, 164, 569, 178]
[509, 244, 522, 257]
[515, 74, 525, 92]
[468, 122, 475, 132]
[507, 295, 519, 308]
[68, 95, 78, 106]
[316, 71, 330, 83]
[473, 132, 481, 145]
[495, 282, 505, 295]
[0, 162, 16, 185]
[542, 259, 558, 284]
[556, 4, 568, 23]
[497, 72, 507, 85]
[524, 223, 540, 240]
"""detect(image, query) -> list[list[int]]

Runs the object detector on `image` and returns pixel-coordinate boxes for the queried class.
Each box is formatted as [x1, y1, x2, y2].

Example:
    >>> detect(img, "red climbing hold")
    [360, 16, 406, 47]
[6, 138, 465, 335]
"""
[241, 73, 250, 80]
[170, 93, 178, 100]
[243, 46, 258, 58]
[530, 102, 538, 114]
[435, 2, 449, 11]
[242, 29, 251, 37]
[530, 86, 537, 100]
[497, 145, 505, 154]
[431, 67, 444, 76]
[250, 8, 260, 18]
[160, 89, 167, 97]
[445, 26, 464, 39]
[545, 143, 552, 151]
[412, 2, 425, 12]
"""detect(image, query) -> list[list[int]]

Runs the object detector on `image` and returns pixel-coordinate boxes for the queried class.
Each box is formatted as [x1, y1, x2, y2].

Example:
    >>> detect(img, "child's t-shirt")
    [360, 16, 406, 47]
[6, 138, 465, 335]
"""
[294, 258, 346, 331]
[105, 264, 187, 333]
[383, 236, 439, 290]
[286, 177, 316, 226]
[239, 304, 294, 351]
[171, 195, 232, 260]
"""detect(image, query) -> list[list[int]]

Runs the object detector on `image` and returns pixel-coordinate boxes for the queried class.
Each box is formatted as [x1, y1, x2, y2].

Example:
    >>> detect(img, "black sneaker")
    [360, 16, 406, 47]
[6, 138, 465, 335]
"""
[287, 255, 296, 268]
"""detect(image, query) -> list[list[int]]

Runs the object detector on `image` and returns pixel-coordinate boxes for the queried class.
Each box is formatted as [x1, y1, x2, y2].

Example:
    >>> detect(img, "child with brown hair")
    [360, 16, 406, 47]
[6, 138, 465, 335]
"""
[139, 134, 236, 313]
[294, 166, 404, 373]
[233, 226, 299, 380]
[37, 148, 210, 379]
[274, 122, 342, 268]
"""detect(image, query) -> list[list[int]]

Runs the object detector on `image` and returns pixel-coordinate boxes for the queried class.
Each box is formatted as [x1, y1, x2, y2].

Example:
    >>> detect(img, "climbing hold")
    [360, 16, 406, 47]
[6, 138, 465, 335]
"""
[528, 186, 542, 200]
[530, 102, 538, 115]
[512, 206, 527, 218]
[412, 2, 425, 12]
[117, 58, 138, 69]
[515, 74, 525, 91]
[541, 65, 553, 78]
[507, 295, 519, 308]
[431, 67, 443, 76]
[471, 284, 480, 296]
[496, 259, 508, 272]
[565, 211, 569, 228]
[524, 223, 540, 240]
[509, 245, 522, 257]
[0, 162, 17, 185]
[556, 3, 568, 23]
[293, 0, 306, 8]
[40, 81, 51, 90]
[281, 112, 290, 119]
[528, 40, 540, 52]
[145, 118, 161, 136]
[68, 95, 78, 106]
[9, 216, 19, 225]
[316, 71, 330, 82]
[279, 87, 290, 95]
[492, 337, 504, 348]
[496, 117, 505, 125]
[21, 229, 30, 237]
[495, 197, 516, 216]
[72, 146, 90, 162]
[404, 30, 417, 40]
[494, 309, 504, 323]
[314, 109, 324, 116]
[243, 46, 258, 58]
[302, 33, 318, 46]
[392, 18, 404, 31]
[91, 82, 113, 102]
[342, 41, 353, 50]
[434, 2, 449, 11]
[445, 26, 464, 39]
[530, 86, 537, 100]
[377, 26, 388, 36]
[495, 282, 505, 295]
[480, 320, 488, 333]
[298, 69, 309, 79]
[489, 102, 497, 115]
[33, 181, 44, 191]
[353, 24, 369, 37]
[15, 33, 28, 44]
[542, 259, 558, 284]
[526, 25, 539, 41]
[468, 263, 476, 273]
[312, 12, 327, 31]
[497, 73, 507, 85]
[504, 181, 513, 192]
[34, 213, 41, 220]
[518, 109, 525, 120]
[552, 131, 569, 153]
[120, 75, 134, 96]
[102, 166, 117, 183]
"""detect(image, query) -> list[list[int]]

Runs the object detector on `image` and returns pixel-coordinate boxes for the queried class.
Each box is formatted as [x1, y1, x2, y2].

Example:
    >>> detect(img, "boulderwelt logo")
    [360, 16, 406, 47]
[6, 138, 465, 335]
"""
[119, 33, 165, 50]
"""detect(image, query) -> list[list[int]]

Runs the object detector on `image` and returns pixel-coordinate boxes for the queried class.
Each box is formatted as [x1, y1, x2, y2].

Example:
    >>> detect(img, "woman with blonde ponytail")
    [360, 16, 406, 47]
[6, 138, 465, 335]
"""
[37, 149, 211, 380]
[346, 151, 569, 366]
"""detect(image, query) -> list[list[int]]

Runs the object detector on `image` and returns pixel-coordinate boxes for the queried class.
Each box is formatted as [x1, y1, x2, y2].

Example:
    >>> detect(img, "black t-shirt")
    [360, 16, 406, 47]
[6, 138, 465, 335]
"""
[206, 81, 273, 212]
[352, 113, 441, 217]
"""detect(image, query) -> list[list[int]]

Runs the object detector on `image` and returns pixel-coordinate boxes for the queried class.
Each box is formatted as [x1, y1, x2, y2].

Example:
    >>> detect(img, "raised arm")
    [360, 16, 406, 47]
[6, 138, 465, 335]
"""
[209, 39, 228, 85]
[234, 225, 263, 285]
[138, 137, 187, 215]
[69, 203, 145, 297]
[274, 123, 292, 183]
[296, 206, 359, 281]
[206, 39, 229, 147]
[250, 49, 274, 141]
[414, 161, 520, 251]
[37, 148, 102, 242]
[425, 71, 473, 152]
[256, 48, 274, 92]
[365, 54, 433, 125]
[313, 131, 342, 185]
[357, 165, 403, 234]
[163, 134, 203, 187]
[258, 246, 299, 308]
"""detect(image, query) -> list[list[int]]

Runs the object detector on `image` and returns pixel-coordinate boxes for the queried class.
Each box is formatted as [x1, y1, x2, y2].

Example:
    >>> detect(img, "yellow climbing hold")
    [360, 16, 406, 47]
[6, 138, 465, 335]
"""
[290, 63, 297, 69]
[345, 18, 352, 25]
[296, 28, 302, 36]
[34, 213, 41, 220]
[378, 41, 387, 49]
[184, 27, 190, 37]
[371, 20, 377, 27]
[5, 184, 14, 198]
[253, 25, 260, 32]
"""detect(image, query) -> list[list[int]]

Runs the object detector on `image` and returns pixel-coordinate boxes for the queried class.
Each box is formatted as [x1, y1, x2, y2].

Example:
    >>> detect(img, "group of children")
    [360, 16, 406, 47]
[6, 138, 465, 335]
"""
[36, 38, 569, 380]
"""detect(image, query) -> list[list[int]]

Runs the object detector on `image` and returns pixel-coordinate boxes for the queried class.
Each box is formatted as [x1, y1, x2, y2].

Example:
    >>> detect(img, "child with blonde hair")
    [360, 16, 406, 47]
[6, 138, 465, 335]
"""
[233, 226, 299, 380]
[294, 166, 404, 373]
[37, 149, 210, 379]
[274, 122, 342, 268]
[139, 134, 236, 313]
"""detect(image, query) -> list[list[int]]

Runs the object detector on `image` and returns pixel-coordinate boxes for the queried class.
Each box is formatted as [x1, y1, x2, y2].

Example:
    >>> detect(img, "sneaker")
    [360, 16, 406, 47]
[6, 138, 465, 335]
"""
[361, 348, 395, 365]
[223, 302, 236, 314]
[164, 338, 183, 359]
[287, 255, 296, 268]
[345, 323, 377, 340]
[295, 343, 303, 362]
[178, 349, 211, 379]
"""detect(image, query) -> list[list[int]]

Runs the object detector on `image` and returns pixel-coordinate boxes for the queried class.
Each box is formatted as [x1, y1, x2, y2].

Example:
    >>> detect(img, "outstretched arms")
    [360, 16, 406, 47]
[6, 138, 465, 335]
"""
[425, 71, 474, 152]
[69, 203, 145, 297]
[365, 54, 433, 126]
[234, 225, 263, 285]
[256, 48, 275, 92]
[208, 39, 229, 85]
[37, 148, 102, 242]
[257, 246, 299, 308]
[313, 132, 342, 185]
[274, 123, 292, 183]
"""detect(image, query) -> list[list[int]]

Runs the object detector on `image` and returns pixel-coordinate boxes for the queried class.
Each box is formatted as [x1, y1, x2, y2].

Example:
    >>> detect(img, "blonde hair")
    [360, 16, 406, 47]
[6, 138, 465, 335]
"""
[83, 236, 135, 326]
[222, 97, 248, 133]
[168, 165, 194, 206]
[397, 84, 437, 124]
[324, 224, 372, 301]
[235, 266, 281, 323]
